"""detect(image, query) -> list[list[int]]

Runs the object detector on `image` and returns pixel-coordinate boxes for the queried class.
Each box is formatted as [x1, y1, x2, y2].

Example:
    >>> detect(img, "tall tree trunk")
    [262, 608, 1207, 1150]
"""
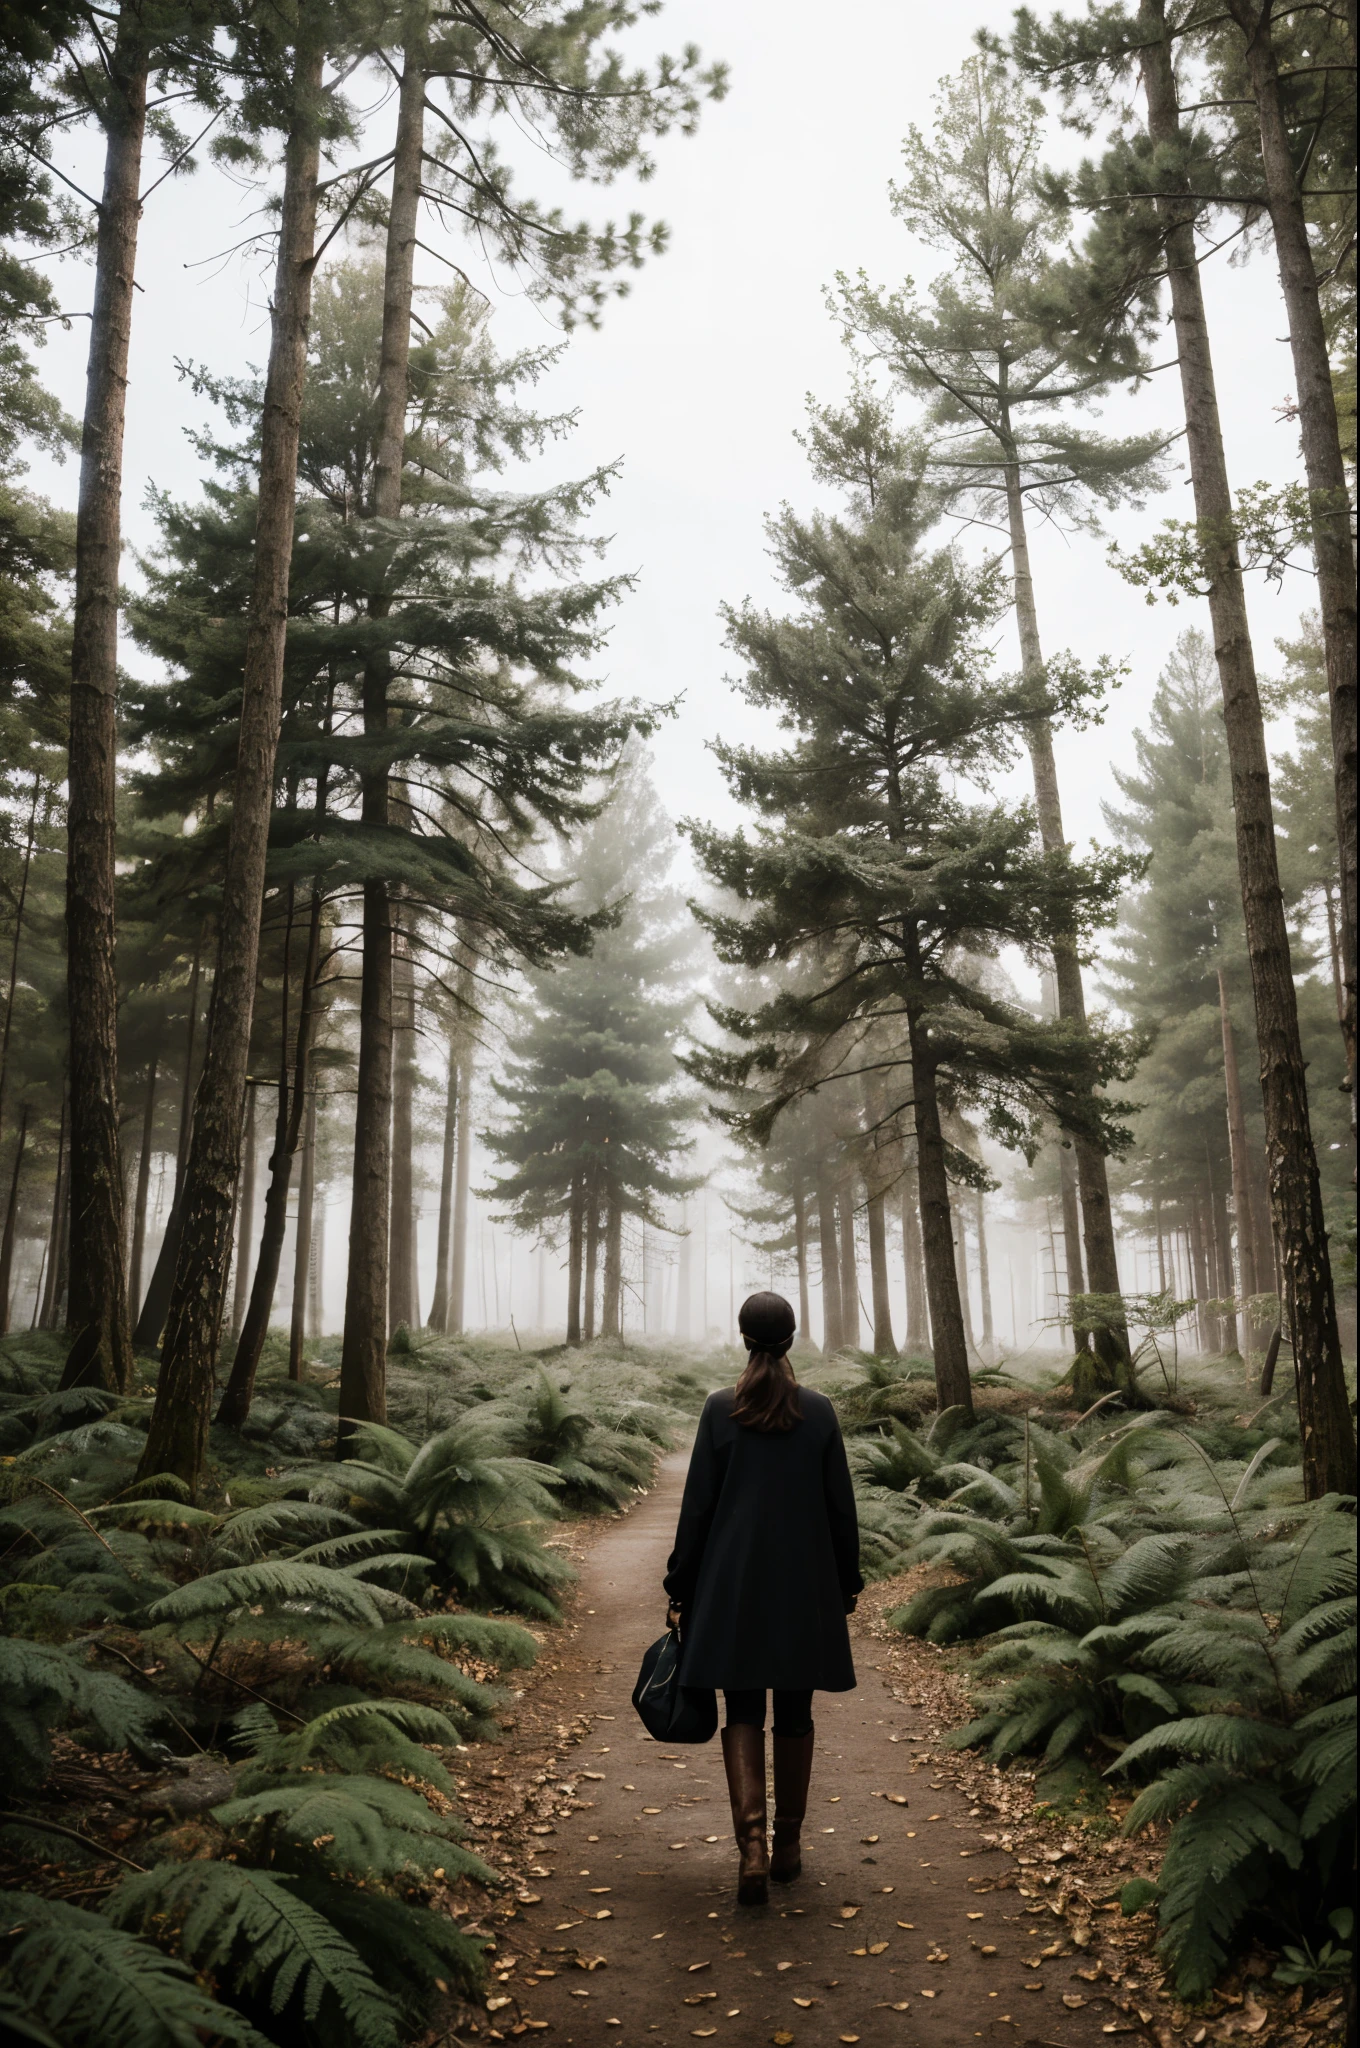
[1189, 1194, 1212, 1353]
[1210, 1167, 1239, 1356]
[1006, 472, 1123, 1363]
[141, 39, 324, 1488]
[449, 1047, 472, 1335]
[128, 1057, 157, 1318]
[288, 1084, 317, 1380]
[230, 1085, 259, 1336]
[63, 21, 148, 1394]
[428, 1034, 458, 1331]
[39, 1090, 66, 1332]
[584, 1186, 599, 1341]
[339, 33, 425, 1438]
[387, 922, 417, 1334]
[1140, 0, 1355, 1495]
[218, 887, 322, 1426]
[0, 776, 40, 1146]
[131, 936, 203, 1350]
[865, 1184, 896, 1357]
[308, 1198, 324, 1338]
[900, 1166, 930, 1354]
[792, 1183, 812, 1349]
[954, 1204, 978, 1358]
[908, 1024, 972, 1414]
[566, 1180, 584, 1346]
[975, 1188, 994, 1356]
[1228, 2, 1357, 1112]
[602, 1191, 622, 1338]
[1217, 966, 1261, 1307]
[815, 1172, 844, 1352]
[0, 1105, 29, 1333]
[838, 1186, 860, 1348]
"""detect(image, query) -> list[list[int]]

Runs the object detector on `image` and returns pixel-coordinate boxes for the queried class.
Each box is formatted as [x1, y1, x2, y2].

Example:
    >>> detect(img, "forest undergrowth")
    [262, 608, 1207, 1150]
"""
[0, 1329, 1353, 2047]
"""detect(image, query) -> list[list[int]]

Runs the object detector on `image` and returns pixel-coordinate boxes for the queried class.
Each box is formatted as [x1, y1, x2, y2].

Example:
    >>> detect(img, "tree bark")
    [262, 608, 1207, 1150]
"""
[131, 935, 203, 1351]
[230, 1084, 259, 1336]
[602, 1191, 622, 1338]
[39, 1089, 66, 1332]
[1189, 1193, 1212, 1353]
[865, 1184, 896, 1356]
[954, 1203, 978, 1359]
[63, 19, 147, 1396]
[566, 1179, 584, 1345]
[1217, 965, 1261, 1307]
[128, 1057, 157, 1319]
[339, 31, 425, 1436]
[0, 776, 40, 1148]
[308, 1197, 324, 1339]
[141, 35, 324, 1488]
[1228, 1, 1358, 1112]
[1140, 0, 1355, 1495]
[792, 1183, 812, 1349]
[1210, 1167, 1239, 1355]
[288, 1084, 317, 1379]
[387, 920, 418, 1334]
[838, 1186, 860, 1348]
[0, 1105, 29, 1333]
[1005, 466, 1124, 1362]
[900, 1165, 930, 1354]
[584, 1185, 599, 1341]
[975, 1188, 994, 1357]
[428, 1034, 458, 1331]
[448, 1046, 472, 1336]
[815, 1172, 844, 1351]
[908, 1024, 972, 1415]
[218, 886, 322, 1427]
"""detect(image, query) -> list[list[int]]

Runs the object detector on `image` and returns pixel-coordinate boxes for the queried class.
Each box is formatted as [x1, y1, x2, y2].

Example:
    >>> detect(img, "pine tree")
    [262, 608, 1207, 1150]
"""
[837, 53, 1167, 1366]
[686, 398, 1137, 1415]
[1011, 0, 1356, 1498]
[484, 745, 701, 1345]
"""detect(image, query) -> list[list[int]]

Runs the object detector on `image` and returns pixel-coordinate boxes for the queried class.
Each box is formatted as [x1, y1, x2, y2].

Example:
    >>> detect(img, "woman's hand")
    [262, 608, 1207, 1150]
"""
[666, 1602, 682, 1631]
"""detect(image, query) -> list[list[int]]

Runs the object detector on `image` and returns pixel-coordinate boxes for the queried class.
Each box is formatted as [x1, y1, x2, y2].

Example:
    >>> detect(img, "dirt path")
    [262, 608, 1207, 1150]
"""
[448, 1451, 1144, 2048]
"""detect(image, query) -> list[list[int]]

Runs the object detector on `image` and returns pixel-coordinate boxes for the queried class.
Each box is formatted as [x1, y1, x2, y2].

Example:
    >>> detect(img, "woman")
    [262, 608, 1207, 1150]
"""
[663, 1291, 862, 1906]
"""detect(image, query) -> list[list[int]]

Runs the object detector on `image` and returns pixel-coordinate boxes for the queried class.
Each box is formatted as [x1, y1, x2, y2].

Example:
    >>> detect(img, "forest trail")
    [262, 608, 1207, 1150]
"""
[458, 1449, 1127, 2048]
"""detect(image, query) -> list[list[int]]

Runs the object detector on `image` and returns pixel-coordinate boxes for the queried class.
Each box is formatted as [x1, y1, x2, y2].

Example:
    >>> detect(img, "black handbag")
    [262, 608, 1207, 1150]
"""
[631, 1626, 717, 1744]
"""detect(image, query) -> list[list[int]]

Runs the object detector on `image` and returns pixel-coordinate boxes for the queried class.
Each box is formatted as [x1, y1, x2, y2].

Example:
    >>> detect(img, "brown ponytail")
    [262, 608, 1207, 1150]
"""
[731, 1291, 802, 1433]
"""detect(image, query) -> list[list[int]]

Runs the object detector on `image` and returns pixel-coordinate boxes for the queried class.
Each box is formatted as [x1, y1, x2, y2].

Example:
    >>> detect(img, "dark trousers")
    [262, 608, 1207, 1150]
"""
[723, 1688, 814, 1737]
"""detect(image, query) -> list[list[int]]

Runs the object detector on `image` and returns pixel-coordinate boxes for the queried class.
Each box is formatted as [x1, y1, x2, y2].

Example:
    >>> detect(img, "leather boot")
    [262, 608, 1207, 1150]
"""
[720, 1723, 768, 1906]
[770, 1728, 815, 1883]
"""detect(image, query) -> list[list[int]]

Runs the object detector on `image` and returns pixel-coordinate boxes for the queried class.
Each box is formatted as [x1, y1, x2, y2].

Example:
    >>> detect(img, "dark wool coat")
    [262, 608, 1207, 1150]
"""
[663, 1386, 862, 1692]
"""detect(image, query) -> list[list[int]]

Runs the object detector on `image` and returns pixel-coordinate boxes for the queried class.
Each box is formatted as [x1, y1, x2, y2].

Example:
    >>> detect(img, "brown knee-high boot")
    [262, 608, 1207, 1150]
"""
[720, 1723, 768, 1906]
[770, 1728, 815, 1882]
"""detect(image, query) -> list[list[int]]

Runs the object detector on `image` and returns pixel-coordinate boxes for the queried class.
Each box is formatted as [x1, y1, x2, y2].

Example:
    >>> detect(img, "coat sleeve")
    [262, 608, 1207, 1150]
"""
[822, 1413, 864, 1600]
[663, 1398, 721, 1605]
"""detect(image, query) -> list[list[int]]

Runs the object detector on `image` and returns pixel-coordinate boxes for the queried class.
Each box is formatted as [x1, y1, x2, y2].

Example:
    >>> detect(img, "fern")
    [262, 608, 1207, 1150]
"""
[148, 1560, 389, 1628]
[288, 1878, 486, 2005]
[211, 1772, 496, 1887]
[0, 1636, 161, 1790]
[0, 1893, 271, 2047]
[105, 1861, 401, 2048]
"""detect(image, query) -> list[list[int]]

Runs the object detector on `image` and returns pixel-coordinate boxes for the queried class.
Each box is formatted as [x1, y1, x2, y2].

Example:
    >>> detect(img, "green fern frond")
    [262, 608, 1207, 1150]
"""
[212, 1773, 495, 1886]
[148, 1561, 386, 1628]
[0, 1892, 270, 2047]
[1117, 1713, 1296, 1776]
[0, 1636, 160, 1791]
[105, 1861, 399, 2048]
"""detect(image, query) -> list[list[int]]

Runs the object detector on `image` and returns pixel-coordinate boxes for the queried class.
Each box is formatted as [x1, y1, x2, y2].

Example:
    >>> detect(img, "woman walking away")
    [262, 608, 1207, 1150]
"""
[663, 1291, 862, 1906]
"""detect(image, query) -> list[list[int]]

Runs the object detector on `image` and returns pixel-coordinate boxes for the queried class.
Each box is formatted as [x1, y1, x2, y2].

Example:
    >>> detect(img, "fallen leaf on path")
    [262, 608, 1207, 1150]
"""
[860, 1835, 880, 1844]
[642, 1807, 661, 1814]
[669, 1842, 688, 1849]
[683, 1994, 716, 2005]
[840, 2035, 861, 2042]
[827, 1796, 841, 1803]
[792, 1997, 817, 2008]
[868, 1942, 888, 1955]
[704, 1834, 718, 1842]
[575, 1956, 607, 1971]
[850, 1947, 867, 1957]
[966, 1912, 983, 1920]
[687, 1961, 711, 1972]
[979, 1946, 997, 1956]
[771, 2033, 795, 2045]
[839, 1907, 860, 1919]
[1023, 1982, 1044, 1991]
[582, 1771, 605, 1781]
[691, 2031, 716, 2039]
[554, 1921, 582, 1931]
[776, 1962, 795, 1972]
[588, 1887, 611, 1894]
[516, 1893, 542, 1905]
[896, 1921, 916, 1930]
[725, 2011, 740, 2019]
[919, 1989, 937, 1998]
[884, 1793, 909, 1805]
[1063, 1995, 1087, 2008]
[486, 1997, 512, 2012]
[593, 1909, 612, 1920]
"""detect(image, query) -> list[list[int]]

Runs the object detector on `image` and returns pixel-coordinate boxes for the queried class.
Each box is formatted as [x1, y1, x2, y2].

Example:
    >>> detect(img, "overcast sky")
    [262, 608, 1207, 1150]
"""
[26, 0, 1311, 881]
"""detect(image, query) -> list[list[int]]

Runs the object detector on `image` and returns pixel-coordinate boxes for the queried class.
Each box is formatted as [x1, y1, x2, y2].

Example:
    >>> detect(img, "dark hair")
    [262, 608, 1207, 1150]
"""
[731, 1291, 801, 1433]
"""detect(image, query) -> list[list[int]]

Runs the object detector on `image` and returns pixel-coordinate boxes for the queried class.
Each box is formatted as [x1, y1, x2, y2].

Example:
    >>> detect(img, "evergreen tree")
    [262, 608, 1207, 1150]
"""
[1010, 1, 1355, 1499]
[685, 400, 1136, 1415]
[484, 745, 701, 1345]
[837, 53, 1167, 1355]
[127, 257, 645, 1437]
